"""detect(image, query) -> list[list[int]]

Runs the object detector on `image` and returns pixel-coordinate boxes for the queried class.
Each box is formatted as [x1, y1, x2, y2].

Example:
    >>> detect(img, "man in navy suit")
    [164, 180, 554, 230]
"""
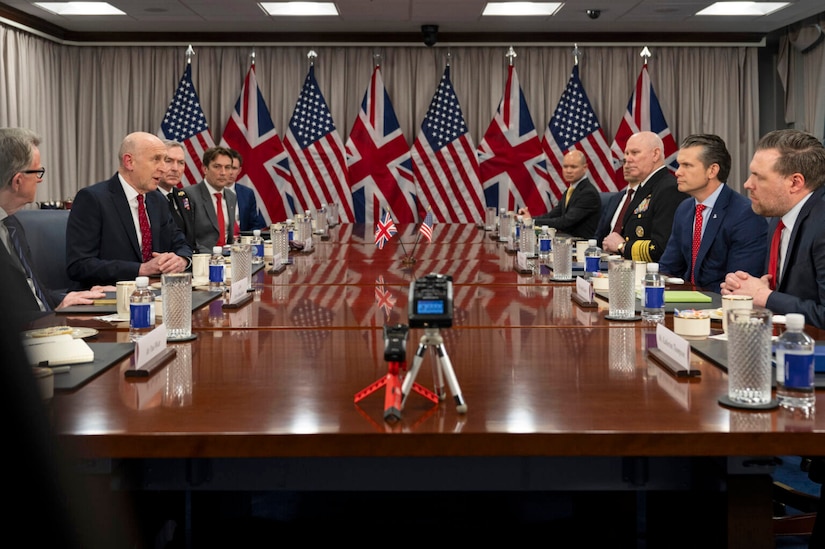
[66, 132, 192, 288]
[658, 134, 767, 291]
[227, 148, 266, 232]
[722, 129, 825, 329]
[157, 140, 197, 250]
[518, 150, 601, 239]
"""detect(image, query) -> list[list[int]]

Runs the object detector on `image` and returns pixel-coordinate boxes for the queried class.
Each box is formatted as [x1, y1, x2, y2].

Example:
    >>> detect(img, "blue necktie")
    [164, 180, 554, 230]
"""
[5, 219, 51, 311]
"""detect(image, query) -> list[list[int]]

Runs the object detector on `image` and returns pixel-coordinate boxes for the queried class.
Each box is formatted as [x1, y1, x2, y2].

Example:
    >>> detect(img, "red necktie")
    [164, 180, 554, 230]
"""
[137, 194, 152, 262]
[214, 192, 226, 247]
[690, 203, 706, 284]
[612, 187, 635, 234]
[768, 219, 785, 290]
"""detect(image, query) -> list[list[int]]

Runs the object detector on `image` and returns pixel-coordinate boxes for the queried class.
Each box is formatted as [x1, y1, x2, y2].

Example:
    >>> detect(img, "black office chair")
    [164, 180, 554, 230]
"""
[773, 457, 823, 546]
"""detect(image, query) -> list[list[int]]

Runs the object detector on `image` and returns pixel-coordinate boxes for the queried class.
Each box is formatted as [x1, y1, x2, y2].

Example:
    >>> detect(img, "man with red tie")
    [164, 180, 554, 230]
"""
[721, 129, 825, 329]
[658, 134, 767, 291]
[66, 132, 191, 288]
[182, 146, 238, 254]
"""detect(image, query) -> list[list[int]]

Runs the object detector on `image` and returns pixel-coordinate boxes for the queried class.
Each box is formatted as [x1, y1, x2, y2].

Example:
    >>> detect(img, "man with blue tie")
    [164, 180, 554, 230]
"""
[658, 134, 767, 291]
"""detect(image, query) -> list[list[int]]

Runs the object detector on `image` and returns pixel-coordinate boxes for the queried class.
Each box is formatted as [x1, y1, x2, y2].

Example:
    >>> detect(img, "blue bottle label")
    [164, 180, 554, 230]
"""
[209, 264, 224, 283]
[585, 256, 600, 273]
[288, 230, 294, 241]
[644, 286, 665, 309]
[253, 243, 263, 258]
[783, 353, 814, 389]
[130, 302, 152, 329]
[540, 239, 551, 253]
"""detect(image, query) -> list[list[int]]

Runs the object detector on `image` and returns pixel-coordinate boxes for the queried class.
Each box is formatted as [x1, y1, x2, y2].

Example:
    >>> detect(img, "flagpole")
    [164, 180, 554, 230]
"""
[307, 49, 317, 67]
[250, 49, 255, 66]
[506, 46, 516, 66]
[185, 44, 194, 65]
[640, 46, 651, 65]
[572, 43, 580, 66]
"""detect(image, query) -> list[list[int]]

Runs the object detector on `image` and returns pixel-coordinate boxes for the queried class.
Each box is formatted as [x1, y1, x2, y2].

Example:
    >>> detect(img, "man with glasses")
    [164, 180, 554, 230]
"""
[0, 127, 107, 312]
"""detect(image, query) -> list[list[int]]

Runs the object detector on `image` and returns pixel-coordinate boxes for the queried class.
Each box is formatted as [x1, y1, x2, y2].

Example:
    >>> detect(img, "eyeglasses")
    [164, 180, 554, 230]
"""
[21, 167, 46, 179]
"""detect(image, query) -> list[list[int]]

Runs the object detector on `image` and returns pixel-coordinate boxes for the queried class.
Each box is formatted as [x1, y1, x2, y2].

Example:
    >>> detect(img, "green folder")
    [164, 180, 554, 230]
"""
[664, 291, 713, 303]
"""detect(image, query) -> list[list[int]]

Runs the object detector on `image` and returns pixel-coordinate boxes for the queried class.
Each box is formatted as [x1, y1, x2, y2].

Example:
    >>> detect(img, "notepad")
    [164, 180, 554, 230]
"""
[664, 291, 713, 303]
[22, 334, 95, 367]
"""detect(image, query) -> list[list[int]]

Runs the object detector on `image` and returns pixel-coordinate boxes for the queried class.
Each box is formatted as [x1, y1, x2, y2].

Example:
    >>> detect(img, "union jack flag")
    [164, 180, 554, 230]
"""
[542, 64, 619, 198]
[159, 63, 215, 187]
[478, 65, 553, 213]
[220, 63, 295, 224]
[411, 65, 485, 224]
[375, 209, 397, 249]
[610, 62, 679, 189]
[418, 210, 433, 243]
[284, 64, 354, 223]
[347, 66, 417, 224]
[374, 275, 396, 318]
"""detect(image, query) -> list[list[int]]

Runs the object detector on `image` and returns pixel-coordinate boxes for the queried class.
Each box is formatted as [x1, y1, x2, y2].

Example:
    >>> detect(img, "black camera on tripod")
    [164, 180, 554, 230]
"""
[383, 324, 409, 362]
[408, 273, 454, 328]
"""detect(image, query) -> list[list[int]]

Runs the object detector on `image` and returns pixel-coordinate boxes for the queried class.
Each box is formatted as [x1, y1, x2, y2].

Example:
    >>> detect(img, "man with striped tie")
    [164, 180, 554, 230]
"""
[0, 128, 107, 312]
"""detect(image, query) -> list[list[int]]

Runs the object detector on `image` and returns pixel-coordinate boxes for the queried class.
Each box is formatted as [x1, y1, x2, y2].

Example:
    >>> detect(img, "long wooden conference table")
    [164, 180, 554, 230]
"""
[47, 223, 824, 547]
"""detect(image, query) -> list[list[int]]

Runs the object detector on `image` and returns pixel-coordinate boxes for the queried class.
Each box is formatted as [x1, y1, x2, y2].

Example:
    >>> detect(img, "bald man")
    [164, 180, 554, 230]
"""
[597, 131, 688, 262]
[67, 132, 192, 287]
[518, 150, 601, 239]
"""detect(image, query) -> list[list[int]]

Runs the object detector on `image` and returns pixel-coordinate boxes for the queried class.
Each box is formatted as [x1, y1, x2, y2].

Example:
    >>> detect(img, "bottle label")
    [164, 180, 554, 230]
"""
[253, 243, 264, 258]
[209, 264, 225, 283]
[540, 239, 551, 253]
[783, 353, 815, 389]
[585, 256, 600, 273]
[644, 286, 665, 309]
[130, 302, 152, 329]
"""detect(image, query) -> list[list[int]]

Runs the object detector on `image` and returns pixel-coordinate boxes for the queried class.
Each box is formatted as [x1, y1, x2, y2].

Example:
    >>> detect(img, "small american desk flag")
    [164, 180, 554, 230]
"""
[375, 209, 397, 250]
[419, 210, 433, 243]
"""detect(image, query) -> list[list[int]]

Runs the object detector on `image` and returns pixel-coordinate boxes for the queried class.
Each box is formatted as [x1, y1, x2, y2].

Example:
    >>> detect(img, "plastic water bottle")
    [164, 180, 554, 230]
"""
[209, 246, 225, 291]
[129, 276, 155, 341]
[776, 313, 815, 412]
[641, 262, 665, 323]
[538, 226, 552, 263]
[251, 229, 264, 264]
[584, 239, 602, 279]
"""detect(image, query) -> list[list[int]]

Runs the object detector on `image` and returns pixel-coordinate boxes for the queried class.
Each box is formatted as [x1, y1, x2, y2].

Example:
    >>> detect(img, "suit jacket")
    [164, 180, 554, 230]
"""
[159, 188, 198, 251]
[231, 183, 266, 231]
[765, 187, 825, 329]
[532, 178, 601, 239]
[1, 216, 62, 312]
[594, 191, 623, 242]
[658, 184, 767, 291]
[603, 168, 688, 262]
[66, 174, 192, 287]
[183, 181, 238, 253]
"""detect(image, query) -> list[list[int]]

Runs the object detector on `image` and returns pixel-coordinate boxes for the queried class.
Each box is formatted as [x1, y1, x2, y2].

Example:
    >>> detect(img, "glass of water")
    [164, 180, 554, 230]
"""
[608, 256, 636, 319]
[231, 243, 252, 291]
[552, 236, 573, 280]
[485, 207, 497, 231]
[727, 307, 774, 405]
[162, 272, 192, 340]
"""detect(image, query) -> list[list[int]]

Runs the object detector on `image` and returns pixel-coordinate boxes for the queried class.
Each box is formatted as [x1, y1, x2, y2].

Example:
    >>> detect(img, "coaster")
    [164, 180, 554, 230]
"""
[718, 395, 779, 410]
[550, 277, 575, 282]
[167, 333, 198, 342]
[604, 314, 641, 322]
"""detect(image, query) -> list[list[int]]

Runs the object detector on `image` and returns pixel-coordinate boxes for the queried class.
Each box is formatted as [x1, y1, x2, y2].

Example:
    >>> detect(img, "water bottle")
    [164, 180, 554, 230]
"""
[776, 313, 815, 412]
[251, 229, 264, 264]
[641, 262, 665, 323]
[584, 239, 602, 279]
[209, 246, 225, 291]
[129, 276, 155, 341]
[538, 226, 552, 263]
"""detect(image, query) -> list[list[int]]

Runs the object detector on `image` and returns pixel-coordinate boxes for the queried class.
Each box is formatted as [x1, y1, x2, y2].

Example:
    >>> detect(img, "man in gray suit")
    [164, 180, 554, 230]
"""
[183, 146, 238, 253]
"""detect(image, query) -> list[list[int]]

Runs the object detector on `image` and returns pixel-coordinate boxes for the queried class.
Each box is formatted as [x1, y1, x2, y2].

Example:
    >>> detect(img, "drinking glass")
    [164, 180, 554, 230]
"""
[552, 236, 573, 280]
[231, 243, 252, 290]
[726, 307, 773, 405]
[608, 257, 636, 319]
[161, 272, 192, 340]
[485, 207, 497, 231]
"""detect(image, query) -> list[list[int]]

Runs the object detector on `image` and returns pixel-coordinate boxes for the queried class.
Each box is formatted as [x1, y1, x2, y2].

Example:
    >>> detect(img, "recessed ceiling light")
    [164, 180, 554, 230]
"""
[482, 2, 564, 17]
[696, 2, 789, 16]
[33, 2, 125, 16]
[258, 2, 339, 16]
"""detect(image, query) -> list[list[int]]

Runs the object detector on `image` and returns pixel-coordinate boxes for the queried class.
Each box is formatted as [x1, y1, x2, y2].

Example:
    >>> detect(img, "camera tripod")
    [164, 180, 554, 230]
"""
[401, 328, 468, 414]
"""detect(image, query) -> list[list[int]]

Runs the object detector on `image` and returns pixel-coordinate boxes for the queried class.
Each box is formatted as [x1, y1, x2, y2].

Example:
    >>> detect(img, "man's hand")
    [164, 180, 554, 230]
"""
[720, 270, 773, 307]
[56, 289, 107, 310]
[139, 252, 188, 276]
[602, 231, 626, 254]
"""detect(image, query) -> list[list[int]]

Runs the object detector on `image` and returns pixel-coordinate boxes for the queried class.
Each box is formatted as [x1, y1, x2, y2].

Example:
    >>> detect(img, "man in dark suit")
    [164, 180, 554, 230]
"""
[157, 140, 197, 251]
[517, 150, 601, 239]
[66, 132, 192, 288]
[183, 146, 238, 252]
[722, 129, 825, 329]
[0, 127, 106, 312]
[599, 131, 688, 262]
[227, 148, 267, 232]
[658, 134, 767, 291]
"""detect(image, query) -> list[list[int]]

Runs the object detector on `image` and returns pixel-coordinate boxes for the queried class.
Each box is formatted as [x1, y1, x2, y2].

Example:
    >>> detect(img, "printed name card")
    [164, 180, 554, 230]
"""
[647, 323, 701, 377]
[576, 276, 594, 303]
[134, 324, 167, 369]
[229, 277, 248, 305]
[516, 251, 530, 271]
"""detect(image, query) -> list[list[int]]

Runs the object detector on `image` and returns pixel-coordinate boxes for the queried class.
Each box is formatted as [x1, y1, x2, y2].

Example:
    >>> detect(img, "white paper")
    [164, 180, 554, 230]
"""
[22, 334, 94, 366]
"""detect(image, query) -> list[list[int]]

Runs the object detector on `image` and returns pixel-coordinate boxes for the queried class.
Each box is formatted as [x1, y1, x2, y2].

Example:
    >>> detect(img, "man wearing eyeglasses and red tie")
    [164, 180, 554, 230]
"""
[721, 129, 825, 329]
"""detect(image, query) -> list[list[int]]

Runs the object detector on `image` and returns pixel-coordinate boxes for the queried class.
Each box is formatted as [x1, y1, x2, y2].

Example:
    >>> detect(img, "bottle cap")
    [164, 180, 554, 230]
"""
[135, 276, 149, 287]
[212, 246, 223, 254]
[541, 225, 549, 232]
[588, 239, 597, 246]
[785, 313, 805, 331]
[646, 262, 659, 272]
[253, 229, 261, 236]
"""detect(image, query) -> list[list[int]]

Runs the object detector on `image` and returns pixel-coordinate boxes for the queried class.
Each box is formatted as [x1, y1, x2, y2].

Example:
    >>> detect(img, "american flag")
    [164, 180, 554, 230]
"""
[418, 209, 433, 243]
[478, 65, 553, 213]
[159, 63, 215, 187]
[347, 66, 417, 224]
[220, 63, 295, 224]
[284, 64, 354, 223]
[375, 209, 397, 249]
[610, 63, 679, 188]
[411, 65, 485, 224]
[542, 64, 619, 198]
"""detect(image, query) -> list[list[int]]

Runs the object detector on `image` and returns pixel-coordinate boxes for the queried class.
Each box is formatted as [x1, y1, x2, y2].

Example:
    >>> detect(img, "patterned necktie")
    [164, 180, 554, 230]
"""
[612, 187, 635, 234]
[137, 194, 152, 262]
[214, 192, 226, 247]
[5, 219, 51, 311]
[690, 203, 706, 285]
[565, 185, 574, 207]
[768, 219, 785, 290]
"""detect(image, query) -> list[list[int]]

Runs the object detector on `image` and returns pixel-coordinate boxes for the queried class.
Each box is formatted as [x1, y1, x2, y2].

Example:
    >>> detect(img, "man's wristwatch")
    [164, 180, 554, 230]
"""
[617, 241, 626, 254]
